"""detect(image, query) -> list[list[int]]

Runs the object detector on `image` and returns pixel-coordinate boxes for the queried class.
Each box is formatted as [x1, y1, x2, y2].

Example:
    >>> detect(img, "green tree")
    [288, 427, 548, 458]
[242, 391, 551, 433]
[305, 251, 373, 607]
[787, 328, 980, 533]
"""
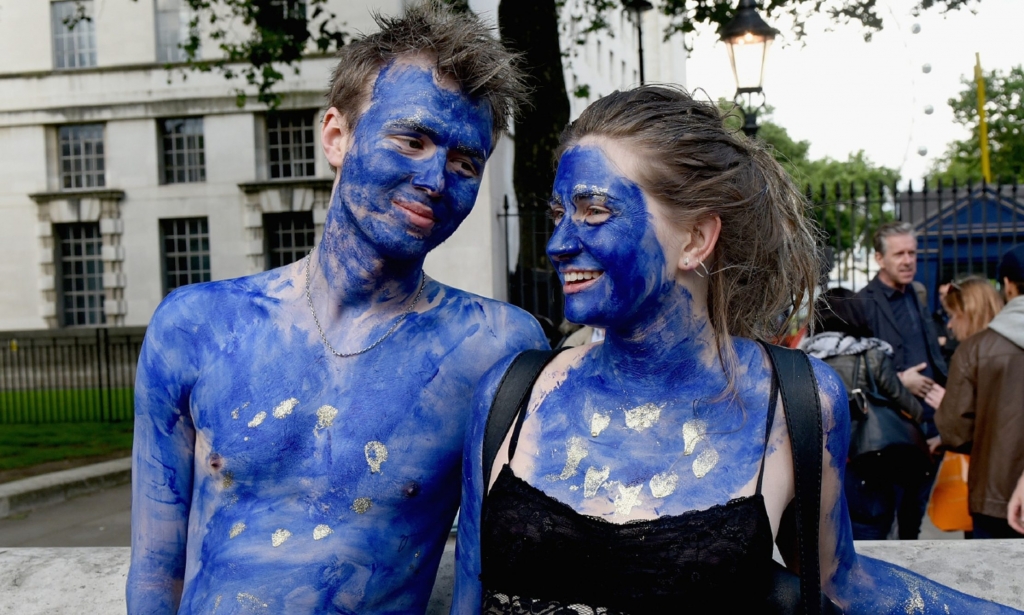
[64, 0, 349, 108]
[724, 104, 900, 274]
[175, 0, 349, 108]
[930, 65, 1024, 184]
[723, 104, 900, 191]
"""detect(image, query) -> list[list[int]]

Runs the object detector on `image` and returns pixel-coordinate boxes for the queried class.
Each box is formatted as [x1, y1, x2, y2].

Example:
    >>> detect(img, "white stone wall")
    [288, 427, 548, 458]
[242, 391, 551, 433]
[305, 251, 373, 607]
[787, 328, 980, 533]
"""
[0, 123, 49, 331]
[560, 1, 688, 121]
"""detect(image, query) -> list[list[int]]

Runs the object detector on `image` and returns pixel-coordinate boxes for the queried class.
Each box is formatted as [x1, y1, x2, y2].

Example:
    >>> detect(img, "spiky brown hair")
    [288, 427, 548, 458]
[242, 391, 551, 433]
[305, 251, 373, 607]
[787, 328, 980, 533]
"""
[326, 1, 527, 144]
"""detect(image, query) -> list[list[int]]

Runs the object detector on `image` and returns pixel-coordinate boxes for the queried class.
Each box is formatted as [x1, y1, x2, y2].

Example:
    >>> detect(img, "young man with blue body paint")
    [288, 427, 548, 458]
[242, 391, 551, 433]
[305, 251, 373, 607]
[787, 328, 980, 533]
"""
[126, 5, 545, 613]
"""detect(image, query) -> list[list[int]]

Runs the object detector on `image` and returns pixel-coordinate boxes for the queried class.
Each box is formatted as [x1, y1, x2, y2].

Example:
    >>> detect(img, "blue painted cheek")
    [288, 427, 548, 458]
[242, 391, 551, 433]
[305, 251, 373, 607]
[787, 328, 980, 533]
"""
[549, 146, 670, 328]
[602, 219, 665, 303]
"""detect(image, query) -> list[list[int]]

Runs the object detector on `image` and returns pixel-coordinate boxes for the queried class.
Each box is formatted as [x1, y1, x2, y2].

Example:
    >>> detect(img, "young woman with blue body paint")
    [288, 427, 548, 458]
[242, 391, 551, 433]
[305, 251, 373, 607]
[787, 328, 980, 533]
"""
[126, 6, 547, 614]
[452, 87, 1022, 614]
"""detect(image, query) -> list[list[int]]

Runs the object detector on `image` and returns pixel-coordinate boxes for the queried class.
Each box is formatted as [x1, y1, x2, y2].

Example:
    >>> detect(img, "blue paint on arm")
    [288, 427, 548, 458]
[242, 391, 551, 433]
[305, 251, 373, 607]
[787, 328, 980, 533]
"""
[810, 359, 1022, 614]
[127, 287, 202, 614]
[451, 352, 522, 614]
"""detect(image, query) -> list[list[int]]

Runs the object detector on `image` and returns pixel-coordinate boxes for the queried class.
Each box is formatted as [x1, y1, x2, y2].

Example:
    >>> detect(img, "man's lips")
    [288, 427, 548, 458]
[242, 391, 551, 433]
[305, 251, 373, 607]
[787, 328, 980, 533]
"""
[394, 199, 435, 232]
[561, 269, 603, 294]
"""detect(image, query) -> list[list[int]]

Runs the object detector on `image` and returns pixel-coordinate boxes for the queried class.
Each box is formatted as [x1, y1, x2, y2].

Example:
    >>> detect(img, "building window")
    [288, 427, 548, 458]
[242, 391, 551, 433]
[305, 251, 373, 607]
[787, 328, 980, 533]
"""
[268, 0, 307, 20]
[56, 223, 105, 327]
[51, 1, 97, 69]
[161, 217, 211, 294]
[154, 0, 194, 63]
[267, 111, 316, 179]
[264, 212, 314, 269]
[159, 118, 205, 184]
[59, 124, 105, 190]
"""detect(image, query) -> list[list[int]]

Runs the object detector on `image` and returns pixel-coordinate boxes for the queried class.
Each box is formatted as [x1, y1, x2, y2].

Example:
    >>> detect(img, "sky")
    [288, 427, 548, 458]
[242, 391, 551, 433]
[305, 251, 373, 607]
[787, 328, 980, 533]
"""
[682, 0, 1023, 184]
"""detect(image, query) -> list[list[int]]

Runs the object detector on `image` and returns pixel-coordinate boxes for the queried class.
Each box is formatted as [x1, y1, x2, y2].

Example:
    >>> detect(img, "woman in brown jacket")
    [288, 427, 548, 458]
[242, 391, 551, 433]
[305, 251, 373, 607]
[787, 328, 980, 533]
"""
[936, 274, 1024, 538]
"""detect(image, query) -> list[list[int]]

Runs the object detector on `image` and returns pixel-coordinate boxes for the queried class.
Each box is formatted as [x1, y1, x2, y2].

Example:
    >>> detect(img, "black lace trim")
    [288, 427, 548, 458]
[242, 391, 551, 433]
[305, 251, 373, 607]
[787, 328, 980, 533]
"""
[480, 465, 775, 614]
[483, 591, 625, 615]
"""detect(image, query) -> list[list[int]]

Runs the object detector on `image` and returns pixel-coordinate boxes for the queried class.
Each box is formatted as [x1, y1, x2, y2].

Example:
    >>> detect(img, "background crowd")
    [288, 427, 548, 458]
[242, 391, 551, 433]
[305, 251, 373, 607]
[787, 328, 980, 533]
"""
[799, 224, 1024, 540]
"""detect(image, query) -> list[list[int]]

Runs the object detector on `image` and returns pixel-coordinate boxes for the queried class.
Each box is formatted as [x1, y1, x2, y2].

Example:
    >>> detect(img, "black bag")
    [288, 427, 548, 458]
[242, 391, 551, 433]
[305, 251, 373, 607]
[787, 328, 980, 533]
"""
[846, 352, 929, 479]
[482, 345, 840, 615]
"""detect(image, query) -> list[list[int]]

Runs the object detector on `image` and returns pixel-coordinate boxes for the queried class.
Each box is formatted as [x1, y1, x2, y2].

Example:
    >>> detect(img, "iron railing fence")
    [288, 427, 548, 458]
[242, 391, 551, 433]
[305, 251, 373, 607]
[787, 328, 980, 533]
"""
[0, 327, 145, 424]
[815, 180, 1024, 312]
[501, 180, 1024, 324]
[499, 197, 563, 339]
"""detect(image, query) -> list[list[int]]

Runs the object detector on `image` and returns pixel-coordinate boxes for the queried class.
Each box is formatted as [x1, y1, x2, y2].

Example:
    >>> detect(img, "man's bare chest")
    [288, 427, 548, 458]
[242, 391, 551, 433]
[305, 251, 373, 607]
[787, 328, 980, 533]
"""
[186, 356, 469, 507]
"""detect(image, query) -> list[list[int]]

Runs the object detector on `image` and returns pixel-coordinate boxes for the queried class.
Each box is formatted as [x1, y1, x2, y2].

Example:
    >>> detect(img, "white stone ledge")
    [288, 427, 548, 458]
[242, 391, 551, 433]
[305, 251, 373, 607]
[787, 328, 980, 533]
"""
[857, 539, 1024, 608]
[0, 539, 1022, 614]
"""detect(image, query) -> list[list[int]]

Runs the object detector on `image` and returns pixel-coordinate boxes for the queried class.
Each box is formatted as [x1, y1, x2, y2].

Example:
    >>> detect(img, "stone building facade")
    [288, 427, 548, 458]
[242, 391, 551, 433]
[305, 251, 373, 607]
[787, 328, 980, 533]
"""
[0, 0, 684, 331]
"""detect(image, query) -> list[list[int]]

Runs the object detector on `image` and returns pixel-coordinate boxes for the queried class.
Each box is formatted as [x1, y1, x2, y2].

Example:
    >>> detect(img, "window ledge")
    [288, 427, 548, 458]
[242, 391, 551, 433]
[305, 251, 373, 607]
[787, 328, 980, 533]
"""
[29, 189, 125, 204]
[0, 53, 335, 82]
[238, 179, 332, 194]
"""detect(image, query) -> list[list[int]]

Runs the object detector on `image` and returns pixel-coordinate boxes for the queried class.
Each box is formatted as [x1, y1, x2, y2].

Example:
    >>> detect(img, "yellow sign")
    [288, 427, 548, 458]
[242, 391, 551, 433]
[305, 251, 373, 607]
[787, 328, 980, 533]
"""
[975, 53, 992, 184]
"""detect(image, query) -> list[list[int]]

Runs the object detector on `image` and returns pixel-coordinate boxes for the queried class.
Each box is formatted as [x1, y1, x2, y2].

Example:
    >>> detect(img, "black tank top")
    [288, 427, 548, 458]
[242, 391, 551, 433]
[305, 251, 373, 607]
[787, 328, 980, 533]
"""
[479, 380, 780, 614]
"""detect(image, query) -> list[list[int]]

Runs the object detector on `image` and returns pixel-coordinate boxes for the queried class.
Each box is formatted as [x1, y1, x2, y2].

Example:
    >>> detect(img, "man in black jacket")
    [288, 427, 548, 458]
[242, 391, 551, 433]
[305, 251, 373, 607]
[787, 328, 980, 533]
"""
[855, 221, 948, 538]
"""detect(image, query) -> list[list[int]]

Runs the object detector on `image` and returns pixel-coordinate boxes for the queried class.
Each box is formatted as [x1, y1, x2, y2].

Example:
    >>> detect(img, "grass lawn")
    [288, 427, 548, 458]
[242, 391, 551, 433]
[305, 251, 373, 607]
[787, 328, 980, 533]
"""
[0, 420, 134, 472]
[0, 388, 133, 423]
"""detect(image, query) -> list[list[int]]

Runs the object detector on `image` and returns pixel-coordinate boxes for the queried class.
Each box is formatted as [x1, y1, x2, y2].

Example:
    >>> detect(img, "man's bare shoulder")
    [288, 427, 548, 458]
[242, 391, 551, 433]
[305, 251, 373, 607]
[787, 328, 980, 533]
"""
[424, 282, 548, 350]
[149, 267, 298, 333]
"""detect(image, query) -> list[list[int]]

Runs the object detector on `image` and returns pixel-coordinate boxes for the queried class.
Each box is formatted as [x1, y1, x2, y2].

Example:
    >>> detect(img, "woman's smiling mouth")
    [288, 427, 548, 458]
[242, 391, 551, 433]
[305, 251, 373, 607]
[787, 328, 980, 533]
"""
[562, 269, 603, 293]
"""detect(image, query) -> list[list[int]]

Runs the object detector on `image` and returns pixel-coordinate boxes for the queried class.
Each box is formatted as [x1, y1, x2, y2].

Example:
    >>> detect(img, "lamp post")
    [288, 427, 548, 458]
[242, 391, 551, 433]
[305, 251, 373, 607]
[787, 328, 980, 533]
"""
[719, 0, 777, 137]
[622, 0, 654, 85]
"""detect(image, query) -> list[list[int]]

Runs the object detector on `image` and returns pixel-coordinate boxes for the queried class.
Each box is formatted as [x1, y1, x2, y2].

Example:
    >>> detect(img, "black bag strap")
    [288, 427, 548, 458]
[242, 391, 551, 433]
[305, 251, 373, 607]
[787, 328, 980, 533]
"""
[852, 351, 862, 393]
[760, 342, 824, 615]
[861, 349, 883, 398]
[482, 349, 560, 490]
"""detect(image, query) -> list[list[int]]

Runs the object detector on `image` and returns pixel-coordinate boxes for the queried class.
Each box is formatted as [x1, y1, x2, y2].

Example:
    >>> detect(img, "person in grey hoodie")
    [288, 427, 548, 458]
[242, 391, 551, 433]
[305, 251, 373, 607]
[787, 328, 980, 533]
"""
[936, 243, 1024, 538]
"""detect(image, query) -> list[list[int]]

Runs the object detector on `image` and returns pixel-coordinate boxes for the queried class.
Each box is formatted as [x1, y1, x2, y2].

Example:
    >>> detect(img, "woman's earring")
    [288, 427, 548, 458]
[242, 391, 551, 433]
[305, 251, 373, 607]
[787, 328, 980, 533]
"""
[684, 258, 690, 267]
[695, 261, 709, 278]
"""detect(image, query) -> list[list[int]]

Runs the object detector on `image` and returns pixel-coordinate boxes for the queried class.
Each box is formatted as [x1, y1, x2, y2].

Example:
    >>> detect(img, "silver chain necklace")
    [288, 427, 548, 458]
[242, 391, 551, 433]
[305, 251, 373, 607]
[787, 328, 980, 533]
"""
[304, 251, 426, 358]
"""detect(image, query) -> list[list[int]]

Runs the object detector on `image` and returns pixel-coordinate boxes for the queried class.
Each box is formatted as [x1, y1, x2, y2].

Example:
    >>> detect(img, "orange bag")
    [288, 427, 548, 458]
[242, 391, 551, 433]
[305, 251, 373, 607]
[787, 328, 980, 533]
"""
[927, 451, 974, 532]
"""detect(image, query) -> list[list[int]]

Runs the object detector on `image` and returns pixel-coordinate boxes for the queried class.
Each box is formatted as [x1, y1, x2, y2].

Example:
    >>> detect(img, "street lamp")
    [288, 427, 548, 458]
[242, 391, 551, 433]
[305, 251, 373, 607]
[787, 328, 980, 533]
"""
[622, 0, 654, 85]
[719, 0, 777, 137]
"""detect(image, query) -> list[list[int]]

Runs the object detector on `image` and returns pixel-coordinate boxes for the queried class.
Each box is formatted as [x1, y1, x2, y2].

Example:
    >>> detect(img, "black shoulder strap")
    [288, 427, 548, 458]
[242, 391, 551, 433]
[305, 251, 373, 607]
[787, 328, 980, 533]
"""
[760, 342, 823, 615]
[482, 349, 559, 490]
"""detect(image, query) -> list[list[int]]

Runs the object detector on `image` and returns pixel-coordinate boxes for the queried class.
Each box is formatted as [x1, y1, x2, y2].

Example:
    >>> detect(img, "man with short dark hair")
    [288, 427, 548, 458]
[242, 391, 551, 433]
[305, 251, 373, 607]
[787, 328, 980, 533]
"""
[854, 220, 947, 539]
[859, 222, 948, 401]
[126, 4, 546, 613]
[937, 243, 1024, 538]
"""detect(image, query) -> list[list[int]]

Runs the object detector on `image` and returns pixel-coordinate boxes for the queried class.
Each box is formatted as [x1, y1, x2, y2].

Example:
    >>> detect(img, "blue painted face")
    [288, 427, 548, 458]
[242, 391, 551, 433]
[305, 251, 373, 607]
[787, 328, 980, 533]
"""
[335, 61, 494, 260]
[547, 144, 673, 328]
